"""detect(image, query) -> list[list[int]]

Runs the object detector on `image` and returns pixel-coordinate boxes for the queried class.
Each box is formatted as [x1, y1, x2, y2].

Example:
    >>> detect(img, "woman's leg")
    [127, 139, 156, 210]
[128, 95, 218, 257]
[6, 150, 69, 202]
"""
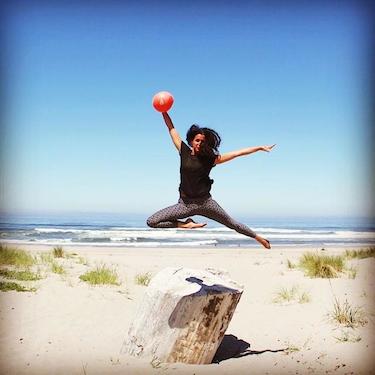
[196, 198, 271, 249]
[146, 200, 206, 229]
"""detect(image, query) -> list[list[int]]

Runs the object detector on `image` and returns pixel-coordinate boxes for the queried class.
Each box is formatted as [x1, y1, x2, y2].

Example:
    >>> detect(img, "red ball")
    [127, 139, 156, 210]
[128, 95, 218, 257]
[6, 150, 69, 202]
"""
[152, 91, 174, 112]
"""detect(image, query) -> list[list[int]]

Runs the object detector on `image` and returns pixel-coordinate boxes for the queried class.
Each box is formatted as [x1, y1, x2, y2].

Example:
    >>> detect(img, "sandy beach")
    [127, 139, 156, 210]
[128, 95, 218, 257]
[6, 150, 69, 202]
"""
[0, 243, 374, 374]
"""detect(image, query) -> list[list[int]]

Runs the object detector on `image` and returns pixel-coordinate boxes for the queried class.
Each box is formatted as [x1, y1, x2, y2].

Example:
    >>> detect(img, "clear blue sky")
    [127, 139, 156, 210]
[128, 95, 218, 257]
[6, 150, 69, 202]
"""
[1, 1, 373, 218]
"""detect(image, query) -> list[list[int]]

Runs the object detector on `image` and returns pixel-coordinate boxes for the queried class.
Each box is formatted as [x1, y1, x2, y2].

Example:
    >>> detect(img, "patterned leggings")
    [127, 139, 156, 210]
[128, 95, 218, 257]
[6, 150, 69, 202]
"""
[146, 197, 256, 238]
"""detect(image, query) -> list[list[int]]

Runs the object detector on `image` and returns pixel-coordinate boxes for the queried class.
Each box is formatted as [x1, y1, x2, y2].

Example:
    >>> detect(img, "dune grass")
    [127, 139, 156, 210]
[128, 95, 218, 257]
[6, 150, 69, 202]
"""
[293, 250, 371, 279]
[273, 286, 298, 303]
[283, 344, 300, 355]
[334, 330, 361, 343]
[330, 297, 367, 328]
[51, 262, 66, 275]
[298, 252, 345, 278]
[76, 256, 89, 266]
[150, 356, 162, 369]
[0, 281, 36, 292]
[53, 246, 65, 258]
[273, 285, 311, 304]
[346, 266, 357, 279]
[135, 272, 152, 286]
[345, 247, 375, 260]
[40, 248, 81, 266]
[0, 245, 36, 268]
[79, 265, 120, 286]
[39, 252, 54, 265]
[298, 291, 311, 304]
[0, 268, 42, 281]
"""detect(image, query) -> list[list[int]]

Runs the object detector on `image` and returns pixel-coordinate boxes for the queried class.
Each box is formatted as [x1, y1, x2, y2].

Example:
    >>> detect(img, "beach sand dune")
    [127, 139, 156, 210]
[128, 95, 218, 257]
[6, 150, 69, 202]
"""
[0, 244, 374, 374]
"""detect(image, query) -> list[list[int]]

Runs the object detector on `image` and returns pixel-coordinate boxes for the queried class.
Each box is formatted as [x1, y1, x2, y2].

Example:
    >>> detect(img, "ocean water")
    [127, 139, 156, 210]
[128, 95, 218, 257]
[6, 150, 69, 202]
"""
[0, 213, 374, 248]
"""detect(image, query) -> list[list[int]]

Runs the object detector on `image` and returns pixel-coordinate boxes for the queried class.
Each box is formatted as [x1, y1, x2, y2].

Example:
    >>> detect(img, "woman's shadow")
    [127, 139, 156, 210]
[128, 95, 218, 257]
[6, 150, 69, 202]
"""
[212, 334, 286, 363]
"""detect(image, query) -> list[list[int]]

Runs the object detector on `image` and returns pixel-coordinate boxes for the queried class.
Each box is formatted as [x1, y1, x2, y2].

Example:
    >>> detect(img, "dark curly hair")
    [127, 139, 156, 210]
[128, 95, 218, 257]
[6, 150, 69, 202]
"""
[186, 124, 221, 162]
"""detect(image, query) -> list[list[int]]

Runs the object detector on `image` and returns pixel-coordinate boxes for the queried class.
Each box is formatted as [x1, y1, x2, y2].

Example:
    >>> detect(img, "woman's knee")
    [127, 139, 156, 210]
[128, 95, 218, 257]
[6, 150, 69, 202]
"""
[146, 216, 158, 228]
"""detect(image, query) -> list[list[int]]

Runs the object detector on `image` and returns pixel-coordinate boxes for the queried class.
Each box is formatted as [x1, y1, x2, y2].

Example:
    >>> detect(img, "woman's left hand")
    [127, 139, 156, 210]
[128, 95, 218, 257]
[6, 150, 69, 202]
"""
[261, 144, 276, 152]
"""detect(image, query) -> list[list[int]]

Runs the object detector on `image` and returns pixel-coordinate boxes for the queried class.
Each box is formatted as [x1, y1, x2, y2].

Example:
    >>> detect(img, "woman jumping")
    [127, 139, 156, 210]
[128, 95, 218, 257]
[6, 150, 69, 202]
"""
[147, 112, 276, 249]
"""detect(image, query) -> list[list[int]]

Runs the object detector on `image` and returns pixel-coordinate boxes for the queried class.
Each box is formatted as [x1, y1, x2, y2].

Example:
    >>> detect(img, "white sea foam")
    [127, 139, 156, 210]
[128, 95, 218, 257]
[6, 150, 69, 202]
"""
[110, 237, 137, 242]
[3, 222, 374, 248]
[33, 226, 366, 238]
[113, 240, 218, 247]
[0, 239, 218, 247]
[76, 228, 373, 239]
[34, 227, 85, 234]
[332, 231, 375, 239]
[76, 229, 240, 241]
[1, 239, 73, 244]
[251, 227, 331, 234]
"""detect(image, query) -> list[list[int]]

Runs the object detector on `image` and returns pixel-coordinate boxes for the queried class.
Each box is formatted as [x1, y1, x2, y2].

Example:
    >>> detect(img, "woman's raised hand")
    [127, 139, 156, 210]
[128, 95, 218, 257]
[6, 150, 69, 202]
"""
[260, 144, 276, 152]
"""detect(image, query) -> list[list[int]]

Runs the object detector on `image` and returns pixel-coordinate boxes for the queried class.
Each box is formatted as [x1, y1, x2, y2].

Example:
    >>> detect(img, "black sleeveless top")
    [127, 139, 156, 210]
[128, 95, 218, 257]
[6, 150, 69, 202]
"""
[179, 141, 215, 199]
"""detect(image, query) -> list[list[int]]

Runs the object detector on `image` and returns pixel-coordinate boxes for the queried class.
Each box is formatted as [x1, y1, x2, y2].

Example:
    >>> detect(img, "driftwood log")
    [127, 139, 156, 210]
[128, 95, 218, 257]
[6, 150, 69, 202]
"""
[123, 267, 243, 364]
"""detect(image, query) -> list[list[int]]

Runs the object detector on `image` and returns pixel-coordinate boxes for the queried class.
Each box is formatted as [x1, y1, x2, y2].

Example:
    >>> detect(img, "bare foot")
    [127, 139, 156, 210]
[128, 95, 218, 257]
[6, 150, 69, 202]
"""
[255, 235, 271, 249]
[178, 218, 207, 229]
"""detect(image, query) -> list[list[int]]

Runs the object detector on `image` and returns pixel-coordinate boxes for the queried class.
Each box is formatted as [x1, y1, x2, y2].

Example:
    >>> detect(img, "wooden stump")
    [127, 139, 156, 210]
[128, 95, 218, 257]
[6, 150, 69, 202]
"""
[123, 267, 243, 364]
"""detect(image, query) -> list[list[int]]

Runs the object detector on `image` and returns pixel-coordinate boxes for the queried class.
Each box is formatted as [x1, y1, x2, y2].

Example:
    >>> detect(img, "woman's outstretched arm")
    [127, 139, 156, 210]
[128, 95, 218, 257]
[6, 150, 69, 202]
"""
[162, 112, 182, 152]
[215, 144, 276, 165]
